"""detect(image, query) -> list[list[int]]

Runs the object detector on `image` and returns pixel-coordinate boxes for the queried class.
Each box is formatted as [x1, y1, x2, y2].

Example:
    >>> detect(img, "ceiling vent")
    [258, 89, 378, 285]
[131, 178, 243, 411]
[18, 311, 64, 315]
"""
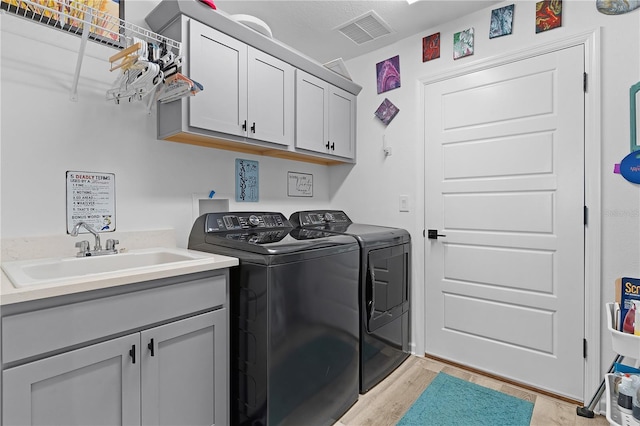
[336, 11, 394, 45]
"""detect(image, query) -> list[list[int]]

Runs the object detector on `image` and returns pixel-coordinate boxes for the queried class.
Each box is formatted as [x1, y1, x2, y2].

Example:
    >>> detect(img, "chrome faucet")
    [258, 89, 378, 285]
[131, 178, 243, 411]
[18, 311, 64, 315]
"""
[70, 222, 119, 257]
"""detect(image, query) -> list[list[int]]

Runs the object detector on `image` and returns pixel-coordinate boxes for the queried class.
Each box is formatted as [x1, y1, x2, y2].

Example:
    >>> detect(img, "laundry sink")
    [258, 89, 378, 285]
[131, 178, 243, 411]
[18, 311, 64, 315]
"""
[1, 247, 229, 289]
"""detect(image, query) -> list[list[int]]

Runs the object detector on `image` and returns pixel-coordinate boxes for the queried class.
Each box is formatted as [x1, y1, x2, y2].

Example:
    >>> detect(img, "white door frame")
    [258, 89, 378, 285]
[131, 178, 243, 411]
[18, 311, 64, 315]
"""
[418, 28, 601, 403]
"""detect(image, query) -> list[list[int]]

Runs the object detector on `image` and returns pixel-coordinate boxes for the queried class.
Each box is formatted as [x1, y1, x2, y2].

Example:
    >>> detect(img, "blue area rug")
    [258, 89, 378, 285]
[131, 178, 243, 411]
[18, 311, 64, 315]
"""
[397, 372, 534, 426]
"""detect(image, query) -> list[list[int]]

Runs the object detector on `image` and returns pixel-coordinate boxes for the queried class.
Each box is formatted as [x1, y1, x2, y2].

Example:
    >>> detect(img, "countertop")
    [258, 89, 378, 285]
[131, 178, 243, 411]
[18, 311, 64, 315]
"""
[0, 230, 238, 306]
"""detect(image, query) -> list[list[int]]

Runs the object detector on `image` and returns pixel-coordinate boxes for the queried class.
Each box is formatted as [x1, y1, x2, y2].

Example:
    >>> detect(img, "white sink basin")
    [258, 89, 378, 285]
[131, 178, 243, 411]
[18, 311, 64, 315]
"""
[1, 248, 228, 289]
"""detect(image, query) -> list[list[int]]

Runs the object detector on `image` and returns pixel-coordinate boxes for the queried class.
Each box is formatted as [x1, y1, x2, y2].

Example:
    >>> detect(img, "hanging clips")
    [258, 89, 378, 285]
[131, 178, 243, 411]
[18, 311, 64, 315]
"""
[106, 37, 200, 109]
[106, 38, 162, 104]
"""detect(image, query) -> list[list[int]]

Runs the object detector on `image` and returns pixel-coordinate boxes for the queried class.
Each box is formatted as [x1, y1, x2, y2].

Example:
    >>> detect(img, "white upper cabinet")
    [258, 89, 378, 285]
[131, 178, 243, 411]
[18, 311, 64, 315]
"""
[189, 19, 293, 147]
[146, 1, 362, 165]
[295, 70, 355, 160]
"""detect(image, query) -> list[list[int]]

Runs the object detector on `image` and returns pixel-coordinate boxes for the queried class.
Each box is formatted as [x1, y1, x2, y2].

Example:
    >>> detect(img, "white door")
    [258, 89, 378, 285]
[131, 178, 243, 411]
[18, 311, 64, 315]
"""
[424, 45, 585, 399]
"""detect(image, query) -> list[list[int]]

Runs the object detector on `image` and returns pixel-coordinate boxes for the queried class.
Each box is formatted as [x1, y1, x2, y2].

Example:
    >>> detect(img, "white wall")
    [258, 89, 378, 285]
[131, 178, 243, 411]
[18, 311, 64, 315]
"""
[340, 0, 640, 395]
[0, 8, 332, 249]
[2, 0, 640, 400]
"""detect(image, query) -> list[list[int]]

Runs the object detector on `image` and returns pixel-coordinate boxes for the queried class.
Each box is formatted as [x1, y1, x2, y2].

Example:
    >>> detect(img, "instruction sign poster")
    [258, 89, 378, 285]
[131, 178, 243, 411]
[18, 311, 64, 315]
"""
[66, 171, 116, 233]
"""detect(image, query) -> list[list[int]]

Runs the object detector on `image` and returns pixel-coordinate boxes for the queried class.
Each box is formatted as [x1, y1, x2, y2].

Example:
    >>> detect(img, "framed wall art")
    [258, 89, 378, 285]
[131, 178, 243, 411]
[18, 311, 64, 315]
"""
[376, 55, 401, 94]
[287, 172, 313, 197]
[422, 32, 440, 62]
[235, 159, 259, 202]
[489, 4, 515, 39]
[536, 0, 562, 33]
[453, 28, 474, 60]
[375, 98, 400, 126]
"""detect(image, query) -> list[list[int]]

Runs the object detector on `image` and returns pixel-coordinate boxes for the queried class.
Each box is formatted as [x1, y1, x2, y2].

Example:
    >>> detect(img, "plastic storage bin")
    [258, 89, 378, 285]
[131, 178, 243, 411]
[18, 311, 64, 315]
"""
[607, 303, 640, 360]
[605, 374, 640, 426]
[604, 303, 640, 426]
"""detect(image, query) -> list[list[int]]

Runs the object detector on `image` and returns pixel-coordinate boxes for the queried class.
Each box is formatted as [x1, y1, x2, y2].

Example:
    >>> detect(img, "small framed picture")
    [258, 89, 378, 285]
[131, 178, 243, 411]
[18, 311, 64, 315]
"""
[489, 4, 515, 39]
[422, 32, 440, 62]
[287, 172, 313, 197]
[536, 0, 562, 33]
[453, 28, 474, 60]
[375, 98, 400, 126]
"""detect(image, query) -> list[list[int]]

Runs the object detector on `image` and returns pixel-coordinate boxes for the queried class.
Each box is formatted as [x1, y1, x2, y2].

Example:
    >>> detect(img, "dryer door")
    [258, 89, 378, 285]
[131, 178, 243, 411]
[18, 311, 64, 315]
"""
[365, 244, 409, 332]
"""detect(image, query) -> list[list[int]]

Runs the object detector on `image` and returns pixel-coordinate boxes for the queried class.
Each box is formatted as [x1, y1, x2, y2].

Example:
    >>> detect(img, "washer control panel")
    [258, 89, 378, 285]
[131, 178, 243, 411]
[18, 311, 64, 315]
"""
[205, 212, 290, 232]
[289, 210, 351, 227]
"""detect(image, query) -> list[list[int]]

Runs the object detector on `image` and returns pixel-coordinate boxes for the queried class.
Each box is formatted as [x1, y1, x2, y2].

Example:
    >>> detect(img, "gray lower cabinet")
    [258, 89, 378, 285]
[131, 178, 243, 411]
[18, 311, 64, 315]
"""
[3, 333, 141, 425]
[1, 273, 229, 426]
[141, 310, 227, 426]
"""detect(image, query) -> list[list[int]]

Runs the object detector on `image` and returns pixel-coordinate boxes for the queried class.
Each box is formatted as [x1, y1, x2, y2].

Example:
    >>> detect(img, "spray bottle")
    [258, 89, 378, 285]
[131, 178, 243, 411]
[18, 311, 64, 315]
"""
[634, 301, 640, 335]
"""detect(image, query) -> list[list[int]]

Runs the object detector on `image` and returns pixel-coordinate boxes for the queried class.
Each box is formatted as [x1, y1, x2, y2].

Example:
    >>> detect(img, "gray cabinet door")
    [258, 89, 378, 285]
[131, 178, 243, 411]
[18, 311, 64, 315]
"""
[141, 309, 228, 426]
[247, 47, 294, 147]
[328, 86, 356, 159]
[3, 333, 140, 426]
[296, 69, 356, 160]
[295, 69, 329, 153]
[189, 19, 248, 136]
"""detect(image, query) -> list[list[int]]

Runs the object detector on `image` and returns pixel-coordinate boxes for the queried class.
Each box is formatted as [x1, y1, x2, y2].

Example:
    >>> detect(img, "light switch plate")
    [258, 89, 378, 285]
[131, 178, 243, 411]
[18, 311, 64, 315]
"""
[399, 195, 409, 212]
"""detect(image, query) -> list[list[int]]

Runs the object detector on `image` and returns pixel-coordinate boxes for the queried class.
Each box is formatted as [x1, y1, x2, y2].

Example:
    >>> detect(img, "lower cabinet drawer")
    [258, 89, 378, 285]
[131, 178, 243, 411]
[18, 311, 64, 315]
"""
[2, 274, 226, 364]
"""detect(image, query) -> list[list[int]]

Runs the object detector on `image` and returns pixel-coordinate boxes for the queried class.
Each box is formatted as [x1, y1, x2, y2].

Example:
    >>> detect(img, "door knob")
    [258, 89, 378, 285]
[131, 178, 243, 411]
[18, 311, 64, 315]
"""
[427, 229, 446, 240]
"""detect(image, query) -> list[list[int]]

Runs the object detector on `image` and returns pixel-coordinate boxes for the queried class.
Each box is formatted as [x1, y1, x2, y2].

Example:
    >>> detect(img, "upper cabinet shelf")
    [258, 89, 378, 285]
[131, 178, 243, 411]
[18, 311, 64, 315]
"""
[1, 0, 181, 101]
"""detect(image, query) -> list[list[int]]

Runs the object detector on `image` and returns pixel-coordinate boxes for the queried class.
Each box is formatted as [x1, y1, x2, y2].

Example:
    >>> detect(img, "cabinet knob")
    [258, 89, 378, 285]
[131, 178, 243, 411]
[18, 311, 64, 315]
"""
[325, 141, 330, 150]
[242, 120, 247, 131]
[148, 338, 155, 357]
[129, 345, 136, 364]
[251, 122, 256, 133]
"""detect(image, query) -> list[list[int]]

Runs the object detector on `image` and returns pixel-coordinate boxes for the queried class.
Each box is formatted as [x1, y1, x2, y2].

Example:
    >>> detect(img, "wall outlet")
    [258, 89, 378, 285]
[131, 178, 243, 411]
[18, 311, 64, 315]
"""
[399, 195, 409, 212]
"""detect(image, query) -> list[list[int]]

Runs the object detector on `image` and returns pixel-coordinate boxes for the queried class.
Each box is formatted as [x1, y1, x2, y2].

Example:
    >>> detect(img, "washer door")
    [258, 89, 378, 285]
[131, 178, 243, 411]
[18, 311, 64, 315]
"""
[365, 244, 409, 332]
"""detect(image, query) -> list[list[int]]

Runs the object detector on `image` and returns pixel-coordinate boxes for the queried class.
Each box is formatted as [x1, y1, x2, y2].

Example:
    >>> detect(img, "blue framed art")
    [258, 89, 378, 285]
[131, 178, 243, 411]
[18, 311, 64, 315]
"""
[235, 159, 259, 202]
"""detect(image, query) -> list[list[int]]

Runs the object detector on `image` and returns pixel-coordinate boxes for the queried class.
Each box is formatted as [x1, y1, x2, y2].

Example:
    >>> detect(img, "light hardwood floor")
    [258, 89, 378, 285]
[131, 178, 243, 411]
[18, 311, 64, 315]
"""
[336, 355, 610, 426]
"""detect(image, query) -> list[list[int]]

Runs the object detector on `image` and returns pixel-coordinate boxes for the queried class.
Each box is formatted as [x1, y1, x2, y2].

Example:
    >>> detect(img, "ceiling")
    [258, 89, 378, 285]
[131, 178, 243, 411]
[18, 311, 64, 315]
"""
[213, 0, 502, 64]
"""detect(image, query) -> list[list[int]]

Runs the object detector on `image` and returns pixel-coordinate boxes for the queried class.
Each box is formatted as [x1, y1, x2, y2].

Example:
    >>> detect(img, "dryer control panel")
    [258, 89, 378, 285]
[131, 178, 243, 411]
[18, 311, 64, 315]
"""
[204, 212, 290, 232]
[289, 210, 351, 227]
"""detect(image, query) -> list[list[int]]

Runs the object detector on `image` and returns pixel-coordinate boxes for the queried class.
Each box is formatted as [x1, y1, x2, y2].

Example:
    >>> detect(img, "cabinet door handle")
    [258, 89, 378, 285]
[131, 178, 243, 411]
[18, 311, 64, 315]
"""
[250, 122, 256, 133]
[129, 345, 136, 364]
[148, 338, 155, 357]
[242, 120, 247, 131]
[325, 141, 330, 150]
[330, 142, 335, 151]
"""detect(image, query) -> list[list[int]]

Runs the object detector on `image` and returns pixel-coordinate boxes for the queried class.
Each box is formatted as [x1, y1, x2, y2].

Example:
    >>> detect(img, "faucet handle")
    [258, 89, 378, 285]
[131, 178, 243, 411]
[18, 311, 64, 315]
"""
[75, 240, 90, 255]
[106, 239, 119, 251]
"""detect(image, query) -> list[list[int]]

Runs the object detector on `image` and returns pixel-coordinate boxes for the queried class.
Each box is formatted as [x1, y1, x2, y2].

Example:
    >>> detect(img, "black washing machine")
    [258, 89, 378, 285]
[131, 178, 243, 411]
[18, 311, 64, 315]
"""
[188, 212, 360, 426]
[289, 210, 410, 394]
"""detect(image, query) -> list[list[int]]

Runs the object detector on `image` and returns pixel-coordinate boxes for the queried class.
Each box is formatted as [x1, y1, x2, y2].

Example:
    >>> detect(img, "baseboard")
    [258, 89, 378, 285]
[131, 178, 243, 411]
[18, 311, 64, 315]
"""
[423, 352, 583, 406]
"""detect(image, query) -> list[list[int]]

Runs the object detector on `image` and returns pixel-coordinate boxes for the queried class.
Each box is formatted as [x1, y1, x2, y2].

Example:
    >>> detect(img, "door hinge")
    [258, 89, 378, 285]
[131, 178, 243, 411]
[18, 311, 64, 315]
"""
[583, 72, 588, 93]
[584, 206, 588, 225]
[583, 338, 587, 359]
